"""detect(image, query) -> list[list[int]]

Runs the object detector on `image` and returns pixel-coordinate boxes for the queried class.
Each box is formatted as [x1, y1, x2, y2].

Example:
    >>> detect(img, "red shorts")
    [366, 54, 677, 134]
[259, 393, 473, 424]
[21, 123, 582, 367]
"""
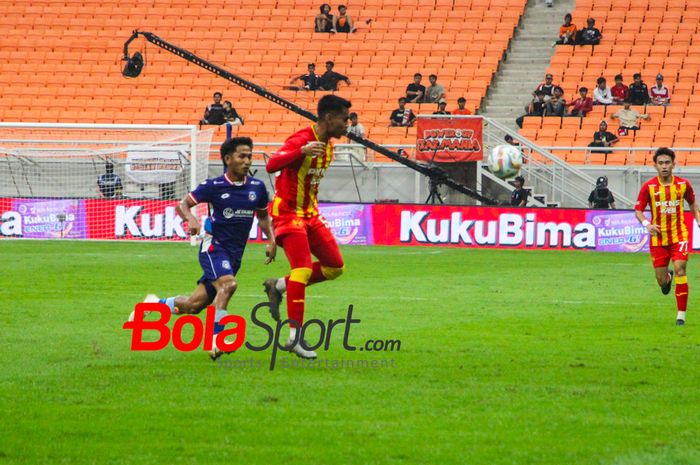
[650, 242, 689, 268]
[270, 213, 335, 246]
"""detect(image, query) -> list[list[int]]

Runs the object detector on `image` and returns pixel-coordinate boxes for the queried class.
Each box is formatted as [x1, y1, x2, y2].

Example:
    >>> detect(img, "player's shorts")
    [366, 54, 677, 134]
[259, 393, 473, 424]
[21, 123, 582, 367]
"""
[270, 212, 335, 246]
[197, 236, 242, 284]
[650, 242, 689, 268]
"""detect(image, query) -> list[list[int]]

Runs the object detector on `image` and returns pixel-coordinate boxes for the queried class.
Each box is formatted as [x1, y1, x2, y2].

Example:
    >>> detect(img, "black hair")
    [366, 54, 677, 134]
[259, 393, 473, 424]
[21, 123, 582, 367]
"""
[338, 4, 346, 9]
[319, 3, 330, 13]
[105, 162, 114, 173]
[308, 63, 315, 68]
[633, 73, 641, 79]
[224, 100, 232, 106]
[505, 135, 513, 142]
[614, 74, 623, 81]
[457, 97, 466, 103]
[325, 60, 334, 67]
[587, 17, 595, 23]
[579, 86, 588, 92]
[429, 74, 437, 80]
[414, 73, 422, 78]
[398, 97, 407, 103]
[349, 112, 358, 118]
[220, 137, 253, 167]
[564, 13, 572, 21]
[317, 94, 352, 118]
[535, 90, 545, 96]
[597, 77, 606, 84]
[653, 147, 675, 162]
[213, 91, 222, 97]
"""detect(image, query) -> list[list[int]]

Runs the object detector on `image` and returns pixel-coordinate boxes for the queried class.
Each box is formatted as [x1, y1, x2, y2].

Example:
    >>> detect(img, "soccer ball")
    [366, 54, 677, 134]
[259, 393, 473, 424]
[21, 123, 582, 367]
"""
[489, 145, 523, 179]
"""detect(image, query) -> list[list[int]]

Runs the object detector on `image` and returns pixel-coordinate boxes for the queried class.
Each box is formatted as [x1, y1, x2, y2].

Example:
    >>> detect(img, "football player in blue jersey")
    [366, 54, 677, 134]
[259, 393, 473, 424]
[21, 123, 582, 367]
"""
[132, 137, 276, 360]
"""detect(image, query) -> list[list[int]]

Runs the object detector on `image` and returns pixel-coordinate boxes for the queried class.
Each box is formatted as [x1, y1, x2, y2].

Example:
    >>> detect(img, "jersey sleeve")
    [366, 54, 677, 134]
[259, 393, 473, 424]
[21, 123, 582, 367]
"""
[257, 184, 270, 209]
[635, 184, 649, 211]
[685, 182, 696, 204]
[188, 180, 212, 204]
[266, 132, 307, 173]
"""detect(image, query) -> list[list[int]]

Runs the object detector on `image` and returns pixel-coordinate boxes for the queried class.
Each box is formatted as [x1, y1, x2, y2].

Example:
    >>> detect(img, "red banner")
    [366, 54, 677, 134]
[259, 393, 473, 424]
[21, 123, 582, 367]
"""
[415, 116, 483, 163]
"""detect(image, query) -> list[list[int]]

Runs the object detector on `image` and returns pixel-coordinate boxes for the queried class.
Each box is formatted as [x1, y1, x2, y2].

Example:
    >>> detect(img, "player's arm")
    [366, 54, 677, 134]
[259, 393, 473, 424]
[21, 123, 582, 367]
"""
[266, 134, 325, 172]
[176, 194, 201, 236]
[635, 208, 660, 235]
[256, 208, 277, 264]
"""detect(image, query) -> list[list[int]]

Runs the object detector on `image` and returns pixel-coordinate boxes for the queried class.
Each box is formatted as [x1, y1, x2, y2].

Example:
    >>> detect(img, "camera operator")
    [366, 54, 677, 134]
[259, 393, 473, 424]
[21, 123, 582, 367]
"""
[588, 176, 616, 209]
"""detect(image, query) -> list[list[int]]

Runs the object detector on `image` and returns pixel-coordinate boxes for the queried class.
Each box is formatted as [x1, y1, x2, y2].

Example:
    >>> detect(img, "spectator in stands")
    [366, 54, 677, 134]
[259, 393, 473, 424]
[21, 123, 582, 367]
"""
[200, 91, 225, 125]
[347, 112, 365, 138]
[223, 100, 244, 139]
[406, 73, 426, 103]
[577, 18, 602, 45]
[97, 162, 123, 199]
[588, 120, 619, 155]
[319, 61, 350, 90]
[433, 99, 451, 115]
[593, 77, 614, 105]
[505, 134, 520, 147]
[516, 90, 546, 128]
[510, 176, 529, 207]
[588, 176, 616, 209]
[390, 97, 417, 127]
[290, 63, 321, 90]
[423, 75, 446, 103]
[556, 14, 577, 45]
[568, 87, 593, 116]
[610, 74, 629, 104]
[452, 97, 472, 115]
[650, 74, 671, 105]
[610, 101, 649, 133]
[533, 74, 558, 101]
[332, 5, 356, 33]
[628, 73, 650, 105]
[544, 86, 567, 116]
[315, 4, 334, 33]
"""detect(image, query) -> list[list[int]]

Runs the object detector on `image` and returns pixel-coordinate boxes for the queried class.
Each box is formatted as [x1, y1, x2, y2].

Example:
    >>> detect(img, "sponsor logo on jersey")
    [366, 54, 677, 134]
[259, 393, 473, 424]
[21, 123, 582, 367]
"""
[223, 208, 235, 218]
[221, 193, 230, 199]
[248, 191, 257, 201]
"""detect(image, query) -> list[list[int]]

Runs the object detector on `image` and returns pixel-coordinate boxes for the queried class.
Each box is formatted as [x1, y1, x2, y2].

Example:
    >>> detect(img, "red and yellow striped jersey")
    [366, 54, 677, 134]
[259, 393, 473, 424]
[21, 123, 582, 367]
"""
[635, 176, 696, 246]
[266, 126, 333, 218]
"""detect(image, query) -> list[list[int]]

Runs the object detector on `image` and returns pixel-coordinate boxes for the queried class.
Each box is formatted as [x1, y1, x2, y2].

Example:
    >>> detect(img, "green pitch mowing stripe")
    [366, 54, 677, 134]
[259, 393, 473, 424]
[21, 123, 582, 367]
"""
[0, 241, 698, 464]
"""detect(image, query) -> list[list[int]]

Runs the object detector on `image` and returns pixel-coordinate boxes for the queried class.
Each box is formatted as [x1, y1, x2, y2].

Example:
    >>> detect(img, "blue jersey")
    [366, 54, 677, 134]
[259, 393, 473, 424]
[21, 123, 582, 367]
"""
[188, 174, 269, 253]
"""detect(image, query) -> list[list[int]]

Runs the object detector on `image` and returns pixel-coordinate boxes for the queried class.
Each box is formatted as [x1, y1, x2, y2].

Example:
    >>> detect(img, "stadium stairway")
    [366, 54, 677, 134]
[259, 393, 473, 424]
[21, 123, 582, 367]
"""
[481, 0, 576, 130]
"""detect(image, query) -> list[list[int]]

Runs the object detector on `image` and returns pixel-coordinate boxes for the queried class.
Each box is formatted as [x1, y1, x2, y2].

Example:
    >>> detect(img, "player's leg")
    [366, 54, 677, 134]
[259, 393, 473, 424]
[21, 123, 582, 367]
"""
[159, 282, 215, 315]
[651, 245, 673, 295]
[671, 240, 690, 325]
[307, 216, 345, 285]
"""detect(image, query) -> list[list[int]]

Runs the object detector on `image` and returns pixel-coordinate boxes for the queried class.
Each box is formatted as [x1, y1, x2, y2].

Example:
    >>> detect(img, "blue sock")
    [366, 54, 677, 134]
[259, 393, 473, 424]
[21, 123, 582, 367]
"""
[214, 309, 228, 335]
[159, 297, 177, 314]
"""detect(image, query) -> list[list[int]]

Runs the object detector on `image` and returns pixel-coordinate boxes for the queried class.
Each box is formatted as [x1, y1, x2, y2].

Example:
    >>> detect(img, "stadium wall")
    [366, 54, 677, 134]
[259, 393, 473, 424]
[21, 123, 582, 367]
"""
[3, 197, 699, 254]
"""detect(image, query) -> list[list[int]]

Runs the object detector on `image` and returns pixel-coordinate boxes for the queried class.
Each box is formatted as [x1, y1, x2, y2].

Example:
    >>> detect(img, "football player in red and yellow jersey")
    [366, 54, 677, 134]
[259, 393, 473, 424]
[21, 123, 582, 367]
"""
[263, 95, 351, 357]
[635, 147, 700, 325]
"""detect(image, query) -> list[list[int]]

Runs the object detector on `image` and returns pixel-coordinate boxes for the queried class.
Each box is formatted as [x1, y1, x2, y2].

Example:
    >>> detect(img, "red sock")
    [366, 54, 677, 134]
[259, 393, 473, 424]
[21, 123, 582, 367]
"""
[675, 276, 689, 312]
[308, 262, 327, 285]
[286, 280, 306, 327]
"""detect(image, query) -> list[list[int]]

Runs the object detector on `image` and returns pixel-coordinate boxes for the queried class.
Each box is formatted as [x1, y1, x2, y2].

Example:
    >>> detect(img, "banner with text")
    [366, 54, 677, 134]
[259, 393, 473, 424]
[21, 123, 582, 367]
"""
[415, 116, 483, 163]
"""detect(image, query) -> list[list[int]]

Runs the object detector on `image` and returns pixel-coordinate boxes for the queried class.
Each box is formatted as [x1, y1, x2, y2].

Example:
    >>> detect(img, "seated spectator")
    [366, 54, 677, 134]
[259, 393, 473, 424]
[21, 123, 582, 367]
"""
[223, 101, 244, 139]
[568, 87, 593, 116]
[544, 86, 567, 116]
[347, 112, 365, 138]
[593, 77, 614, 105]
[516, 90, 546, 128]
[505, 134, 521, 146]
[650, 74, 671, 105]
[290, 63, 321, 91]
[533, 74, 558, 101]
[433, 99, 451, 115]
[200, 91, 225, 125]
[405, 73, 425, 103]
[452, 97, 472, 115]
[332, 5, 356, 33]
[577, 18, 602, 45]
[610, 74, 629, 104]
[556, 14, 577, 45]
[97, 162, 123, 199]
[423, 74, 446, 103]
[319, 61, 350, 90]
[588, 120, 619, 154]
[390, 98, 416, 127]
[315, 4, 334, 33]
[611, 102, 649, 133]
[628, 73, 650, 105]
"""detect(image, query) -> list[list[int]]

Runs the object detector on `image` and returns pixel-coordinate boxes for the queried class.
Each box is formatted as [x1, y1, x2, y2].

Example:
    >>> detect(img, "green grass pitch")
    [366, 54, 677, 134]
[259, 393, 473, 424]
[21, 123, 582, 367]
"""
[1, 240, 699, 464]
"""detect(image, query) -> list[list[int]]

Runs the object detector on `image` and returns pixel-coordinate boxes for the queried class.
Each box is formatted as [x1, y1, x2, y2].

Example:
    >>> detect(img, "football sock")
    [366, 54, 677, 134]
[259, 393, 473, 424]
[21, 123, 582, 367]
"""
[214, 309, 228, 335]
[677, 311, 686, 322]
[275, 277, 287, 294]
[160, 297, 178, 314]
[675, 275, 688, 313]
[286, 280, 306, 329]
[289, 326, 297, 342]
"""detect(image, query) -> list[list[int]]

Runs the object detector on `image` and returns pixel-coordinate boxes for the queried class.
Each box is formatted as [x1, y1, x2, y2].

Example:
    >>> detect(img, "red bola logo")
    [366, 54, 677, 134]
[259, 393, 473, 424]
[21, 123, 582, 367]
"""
[122, 303, 246, 352]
